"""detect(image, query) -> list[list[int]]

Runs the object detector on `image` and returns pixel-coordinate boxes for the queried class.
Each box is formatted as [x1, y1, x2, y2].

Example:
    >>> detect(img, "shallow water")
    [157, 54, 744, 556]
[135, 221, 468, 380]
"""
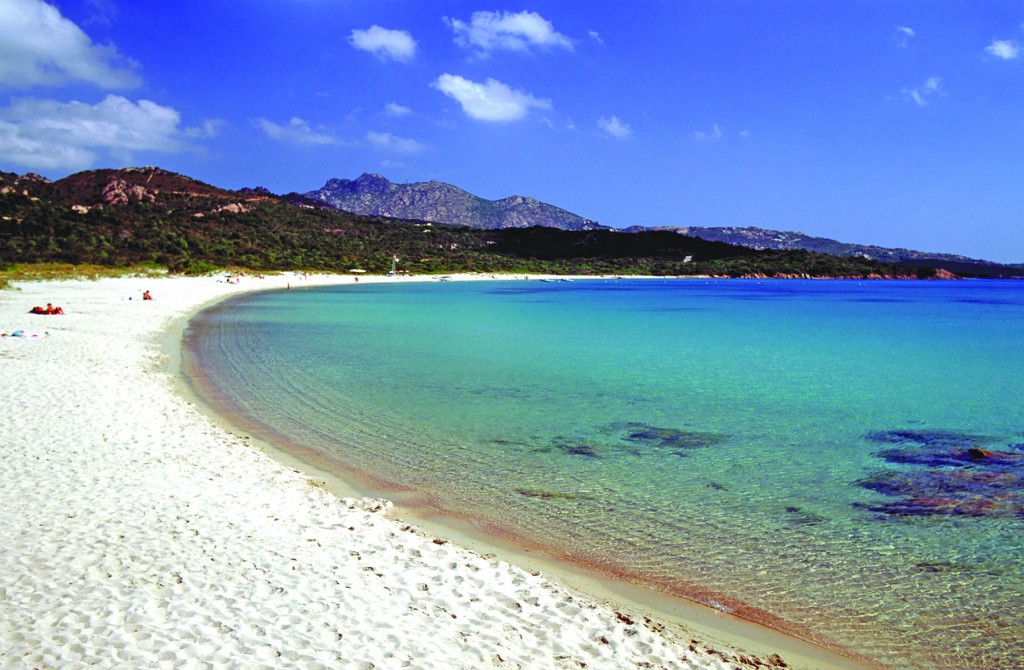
[186, 279, 1024, 669]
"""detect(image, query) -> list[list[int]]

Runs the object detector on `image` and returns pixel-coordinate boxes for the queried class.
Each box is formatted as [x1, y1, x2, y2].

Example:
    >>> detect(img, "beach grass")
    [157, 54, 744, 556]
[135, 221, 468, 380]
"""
[0, 262, 169, 290]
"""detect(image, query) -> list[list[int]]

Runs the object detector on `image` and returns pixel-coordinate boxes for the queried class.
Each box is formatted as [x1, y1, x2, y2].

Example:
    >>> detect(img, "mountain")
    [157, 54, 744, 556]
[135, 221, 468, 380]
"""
[305, 173, 606, 231]
[3, 166, 253, 210]
[621, 225, 1022, 278]
[0, 166, 979, 279]
[303, 175, 1019, 276]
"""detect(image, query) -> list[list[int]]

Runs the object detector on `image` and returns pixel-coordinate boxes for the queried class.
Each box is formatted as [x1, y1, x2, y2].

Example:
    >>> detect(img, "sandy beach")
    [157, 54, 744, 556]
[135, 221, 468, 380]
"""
[0, 273, 865, 669]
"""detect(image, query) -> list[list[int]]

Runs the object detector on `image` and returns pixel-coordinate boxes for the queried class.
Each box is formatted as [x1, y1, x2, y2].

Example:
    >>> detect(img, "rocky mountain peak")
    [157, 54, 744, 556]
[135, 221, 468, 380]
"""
[305, 174, 604, 231]
[320, 173, 395, 197]
[351, 173, 394, 194]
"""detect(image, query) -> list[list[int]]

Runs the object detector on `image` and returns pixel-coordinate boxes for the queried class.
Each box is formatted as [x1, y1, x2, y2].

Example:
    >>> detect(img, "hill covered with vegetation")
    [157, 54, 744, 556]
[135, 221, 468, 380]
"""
[624, 225, 1022, 278]
[0, 167, 959, 279]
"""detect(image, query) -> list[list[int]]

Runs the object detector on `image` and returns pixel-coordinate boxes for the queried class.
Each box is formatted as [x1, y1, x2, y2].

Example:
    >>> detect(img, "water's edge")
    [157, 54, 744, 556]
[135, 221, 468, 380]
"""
[168, 280, 875, 670]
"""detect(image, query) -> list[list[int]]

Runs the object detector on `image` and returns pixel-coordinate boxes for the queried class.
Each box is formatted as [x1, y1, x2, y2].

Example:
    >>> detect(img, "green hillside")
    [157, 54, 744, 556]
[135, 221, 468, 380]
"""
[1, 168, 944, 279]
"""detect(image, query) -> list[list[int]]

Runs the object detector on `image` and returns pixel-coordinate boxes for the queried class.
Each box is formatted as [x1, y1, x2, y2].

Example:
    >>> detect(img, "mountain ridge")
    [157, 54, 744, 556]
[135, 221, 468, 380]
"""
[1, 166, 953, 279]
[305, 173, 606, 232]
[623, 225, 1020, 277]
[304, 174, 1020, 272]
[2, 166, 1019, 277]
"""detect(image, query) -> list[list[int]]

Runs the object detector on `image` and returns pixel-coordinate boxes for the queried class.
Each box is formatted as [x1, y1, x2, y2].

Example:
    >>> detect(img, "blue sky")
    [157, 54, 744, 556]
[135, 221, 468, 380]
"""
[1, 1, 1023, 262]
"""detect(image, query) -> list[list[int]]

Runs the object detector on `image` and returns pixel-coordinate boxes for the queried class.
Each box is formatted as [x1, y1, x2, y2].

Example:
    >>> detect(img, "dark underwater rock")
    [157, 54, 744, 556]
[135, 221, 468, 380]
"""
[857, 496, 1021, 519]
[966, 448, 1024, 465]
[514, 488, 593, 501]
[554, 443, 600, 458]
[623, 424, 727, 452]
[859, 469, 1023, 498]
[866, 429, 1024, 469]
[875, 447, 1024, 469]
[783, 506, 826, 526]
[863, 429, 992, 449]
[857, 428, 1024, 519]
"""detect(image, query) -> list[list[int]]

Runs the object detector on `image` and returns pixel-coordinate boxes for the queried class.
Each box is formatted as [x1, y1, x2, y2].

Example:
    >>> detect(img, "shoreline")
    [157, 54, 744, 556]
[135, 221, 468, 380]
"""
[1, 272, 873, 669]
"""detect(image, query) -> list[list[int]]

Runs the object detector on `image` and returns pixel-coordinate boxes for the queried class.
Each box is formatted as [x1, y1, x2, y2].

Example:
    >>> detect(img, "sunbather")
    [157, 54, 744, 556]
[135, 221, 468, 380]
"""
[29, 303, 64, 315]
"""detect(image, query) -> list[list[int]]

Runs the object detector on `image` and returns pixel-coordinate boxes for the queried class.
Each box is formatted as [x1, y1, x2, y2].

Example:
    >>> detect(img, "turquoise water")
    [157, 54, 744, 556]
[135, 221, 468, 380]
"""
[185, 279, 1024, 669]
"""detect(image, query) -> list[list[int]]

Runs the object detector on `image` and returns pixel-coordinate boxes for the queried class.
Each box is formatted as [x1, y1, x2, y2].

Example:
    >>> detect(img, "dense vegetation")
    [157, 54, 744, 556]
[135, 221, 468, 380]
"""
[0, 168, 941, 279]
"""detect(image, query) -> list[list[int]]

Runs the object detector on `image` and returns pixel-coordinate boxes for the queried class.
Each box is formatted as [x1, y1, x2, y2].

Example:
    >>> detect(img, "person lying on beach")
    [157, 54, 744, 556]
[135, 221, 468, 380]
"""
[29, 303, 64, 315]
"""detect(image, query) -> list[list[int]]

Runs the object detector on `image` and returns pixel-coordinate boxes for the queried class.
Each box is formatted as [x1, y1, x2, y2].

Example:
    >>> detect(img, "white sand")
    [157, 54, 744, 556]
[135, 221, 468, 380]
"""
[0, 273, 835, 669]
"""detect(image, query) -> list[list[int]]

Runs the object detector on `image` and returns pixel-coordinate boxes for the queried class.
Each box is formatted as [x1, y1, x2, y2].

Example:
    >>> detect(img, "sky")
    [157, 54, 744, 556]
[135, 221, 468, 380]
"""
[1, 1, 1023, 263]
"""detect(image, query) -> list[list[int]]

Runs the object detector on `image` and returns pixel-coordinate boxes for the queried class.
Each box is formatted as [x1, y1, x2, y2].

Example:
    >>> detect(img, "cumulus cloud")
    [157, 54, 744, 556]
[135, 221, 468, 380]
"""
[349, 25, 416, 62]
[985, 39, 1020, 60]
[366, 131, 424, 154]
[432, 74, 551, 122]
[694, 124, 723, 142]
[900, 76, 943, 106]
[448, 10, 572, 55]
[894, 25, 915, 48]
[0, 94, 183, 170]
[0, 0, 140, 90]
[256, 117, 338, 146]
[597, 115, 632, 139]
[384, 102, 412, 117]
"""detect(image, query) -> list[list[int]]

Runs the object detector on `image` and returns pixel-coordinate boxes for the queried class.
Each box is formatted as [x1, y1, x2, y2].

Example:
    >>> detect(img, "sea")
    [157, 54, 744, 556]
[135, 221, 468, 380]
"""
[184, 278, 1024, 670]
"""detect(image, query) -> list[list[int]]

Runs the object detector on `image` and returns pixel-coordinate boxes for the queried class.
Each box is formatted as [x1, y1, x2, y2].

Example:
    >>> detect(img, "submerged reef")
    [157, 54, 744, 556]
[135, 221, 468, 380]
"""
[782, 506, 826, 526]
[623, 424, 727, 454]
[544, 423, 729, 460]
[856, 430, 1024, 519]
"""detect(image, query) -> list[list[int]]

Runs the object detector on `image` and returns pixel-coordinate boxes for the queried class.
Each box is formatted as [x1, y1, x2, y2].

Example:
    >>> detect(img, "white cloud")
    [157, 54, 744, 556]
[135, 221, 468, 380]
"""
[903, 89, 926, 106]
[448, 10, 572, 55]
[349, 25, 416, 63]
[384, 102, 412, 117]
[597, 115, 632, 139]
[432, 74, 551, 122]
[0, 94, 183, 170]
[900, 76, 943, 106]
[183, 118, 224, 139]
[894, 25, 915, 48]
[985, 39, 1020, 60]
[589, 30, 604, 45]
[256, 117, 337, 146]
[366, 131, 424, 154]
[694, 124, 723, 142]
[0, 0, 140, 89]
